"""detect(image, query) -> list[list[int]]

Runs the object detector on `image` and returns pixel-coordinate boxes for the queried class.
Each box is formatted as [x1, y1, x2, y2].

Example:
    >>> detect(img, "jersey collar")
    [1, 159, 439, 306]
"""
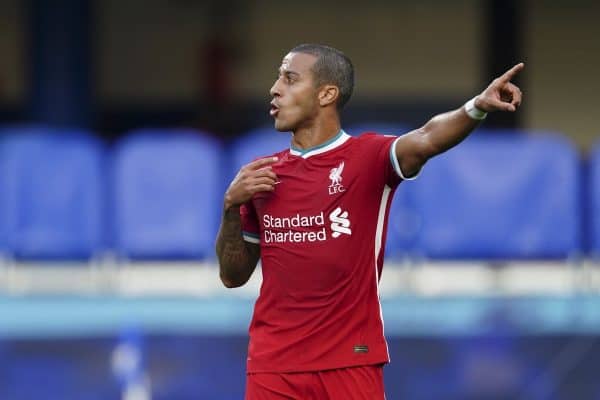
[289, 130, 351, 159]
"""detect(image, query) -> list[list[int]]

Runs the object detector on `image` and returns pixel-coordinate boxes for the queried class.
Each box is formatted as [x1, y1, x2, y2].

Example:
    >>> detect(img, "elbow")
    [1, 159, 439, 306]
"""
[220, 272, 246, 288]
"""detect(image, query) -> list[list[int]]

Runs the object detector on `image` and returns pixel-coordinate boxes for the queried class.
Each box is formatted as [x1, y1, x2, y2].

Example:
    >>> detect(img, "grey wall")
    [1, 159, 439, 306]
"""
[95, 0, 481, 100]
[0, 0, 25, 104]
[0, 0, 598, 148]
[524, 0, 600, 150]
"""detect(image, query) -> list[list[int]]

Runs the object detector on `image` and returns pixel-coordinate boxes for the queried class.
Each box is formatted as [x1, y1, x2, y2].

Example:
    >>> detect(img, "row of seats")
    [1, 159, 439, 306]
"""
[0, 125, 596, 261]
[390, 132, 583, 260]
[0, 126, 223, 261]
[5, 333, 600, 399]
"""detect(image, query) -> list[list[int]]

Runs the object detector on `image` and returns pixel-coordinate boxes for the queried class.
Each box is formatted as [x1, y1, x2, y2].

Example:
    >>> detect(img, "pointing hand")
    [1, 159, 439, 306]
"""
[475, 63, 524, 113]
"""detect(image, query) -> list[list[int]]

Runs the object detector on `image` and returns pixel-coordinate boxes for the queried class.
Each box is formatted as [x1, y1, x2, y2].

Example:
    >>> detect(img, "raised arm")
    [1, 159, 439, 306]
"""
[216, 157, 279, 288]
[395, 63, 524, 178]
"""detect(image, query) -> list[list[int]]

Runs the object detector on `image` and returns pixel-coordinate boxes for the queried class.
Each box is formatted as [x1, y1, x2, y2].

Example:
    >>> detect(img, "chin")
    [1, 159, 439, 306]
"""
[274, 119, 293, 132]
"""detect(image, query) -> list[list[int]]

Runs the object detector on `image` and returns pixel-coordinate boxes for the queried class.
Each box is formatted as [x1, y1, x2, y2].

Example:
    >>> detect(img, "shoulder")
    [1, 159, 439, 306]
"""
[355, 132, 396, 140]
[352, 132, 398, 149]
[254, 148, 289, 162]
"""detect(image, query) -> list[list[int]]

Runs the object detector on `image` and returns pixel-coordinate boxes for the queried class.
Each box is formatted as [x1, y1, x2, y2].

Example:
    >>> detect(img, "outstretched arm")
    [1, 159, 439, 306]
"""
[216, 157, 278, 288]
[395, 63, 525, 178]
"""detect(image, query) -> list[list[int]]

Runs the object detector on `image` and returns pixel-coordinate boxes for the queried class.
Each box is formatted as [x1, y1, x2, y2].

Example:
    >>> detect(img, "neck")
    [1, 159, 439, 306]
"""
[291, 117, 341, 150]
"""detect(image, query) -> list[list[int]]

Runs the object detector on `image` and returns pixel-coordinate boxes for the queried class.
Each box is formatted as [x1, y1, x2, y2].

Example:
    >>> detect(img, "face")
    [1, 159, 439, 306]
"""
[269, 52, 320, 132]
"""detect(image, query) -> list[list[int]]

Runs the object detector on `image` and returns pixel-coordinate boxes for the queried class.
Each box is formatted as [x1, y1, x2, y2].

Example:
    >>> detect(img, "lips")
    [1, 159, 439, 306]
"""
[270, 102, 279, 117]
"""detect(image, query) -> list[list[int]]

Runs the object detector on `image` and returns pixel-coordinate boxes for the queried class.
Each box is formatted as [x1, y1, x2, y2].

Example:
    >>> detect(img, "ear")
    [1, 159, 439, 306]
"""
[318, 85, 339, 107]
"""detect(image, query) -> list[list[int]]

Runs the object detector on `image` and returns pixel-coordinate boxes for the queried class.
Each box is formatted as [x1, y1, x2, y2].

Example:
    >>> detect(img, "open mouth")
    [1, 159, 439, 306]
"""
[270, 103, 279, 117]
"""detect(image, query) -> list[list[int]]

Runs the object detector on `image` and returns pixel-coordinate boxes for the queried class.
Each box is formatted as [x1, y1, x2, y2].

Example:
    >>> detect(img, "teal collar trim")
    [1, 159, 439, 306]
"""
[289, 130, 350, 159]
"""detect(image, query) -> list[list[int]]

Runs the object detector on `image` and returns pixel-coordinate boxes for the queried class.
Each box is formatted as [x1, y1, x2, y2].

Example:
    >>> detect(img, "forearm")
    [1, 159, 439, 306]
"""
[215, 206, 255, 288]
[396, 64, 523, 178]
[420, 106, 481, 157]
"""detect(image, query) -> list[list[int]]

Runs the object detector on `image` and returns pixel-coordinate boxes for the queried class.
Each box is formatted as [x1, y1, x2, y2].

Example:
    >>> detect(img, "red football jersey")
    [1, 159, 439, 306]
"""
[240, 130, 410, 373]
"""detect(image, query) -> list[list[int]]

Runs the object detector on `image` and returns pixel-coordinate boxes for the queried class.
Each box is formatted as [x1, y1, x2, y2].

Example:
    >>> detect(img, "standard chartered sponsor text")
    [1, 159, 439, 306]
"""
[263, 212, 327, 243]
[263, 212, 325, 228]
[264, 229, 327, 243]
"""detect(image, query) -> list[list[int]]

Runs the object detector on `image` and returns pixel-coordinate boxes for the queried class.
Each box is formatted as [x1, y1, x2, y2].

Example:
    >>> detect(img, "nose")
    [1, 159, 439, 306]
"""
[270, 78, 281, 97]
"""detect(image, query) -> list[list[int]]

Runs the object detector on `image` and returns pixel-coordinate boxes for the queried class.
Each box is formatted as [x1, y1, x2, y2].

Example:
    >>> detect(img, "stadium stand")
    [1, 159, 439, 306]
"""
[111, 129, 222, 260]
[345, 122, 412, 137]
[1, 124, 600, 399]
[590, 141, 600, 257]
[148, 336, 246, 400]
[391, 131, 581, 260]
[382, 184, 422, 260]
[0, 127, 106, 260]
[228, 126, 292, 182]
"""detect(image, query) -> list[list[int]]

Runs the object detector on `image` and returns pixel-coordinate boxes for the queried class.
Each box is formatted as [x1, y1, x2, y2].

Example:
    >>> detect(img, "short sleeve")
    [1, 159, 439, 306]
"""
[240, 201, 260, 244]
[388, 136, 420, 182]
[360, 133, 419, 188]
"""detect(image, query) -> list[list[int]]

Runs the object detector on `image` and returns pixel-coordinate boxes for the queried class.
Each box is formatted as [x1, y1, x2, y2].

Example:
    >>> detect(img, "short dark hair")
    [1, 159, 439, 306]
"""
[290, 43, 354, 110]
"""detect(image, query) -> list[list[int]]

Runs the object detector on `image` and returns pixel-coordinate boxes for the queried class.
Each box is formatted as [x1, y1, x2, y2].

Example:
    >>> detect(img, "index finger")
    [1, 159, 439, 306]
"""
[499, 62, 525, 83]
[246, 156, 279, 170]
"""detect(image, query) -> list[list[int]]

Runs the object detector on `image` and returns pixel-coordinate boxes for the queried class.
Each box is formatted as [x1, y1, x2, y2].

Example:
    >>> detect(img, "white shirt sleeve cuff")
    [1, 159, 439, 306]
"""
[389, 136, 419, 181]
[242, 232, 260, 244]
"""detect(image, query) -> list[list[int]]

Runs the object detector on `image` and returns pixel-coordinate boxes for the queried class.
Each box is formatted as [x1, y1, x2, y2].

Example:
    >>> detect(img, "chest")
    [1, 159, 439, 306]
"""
[253, 155, 379, 219]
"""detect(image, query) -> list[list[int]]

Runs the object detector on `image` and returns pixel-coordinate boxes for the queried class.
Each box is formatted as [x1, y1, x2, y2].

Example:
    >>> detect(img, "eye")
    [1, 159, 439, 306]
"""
[275, 72, 296, 84]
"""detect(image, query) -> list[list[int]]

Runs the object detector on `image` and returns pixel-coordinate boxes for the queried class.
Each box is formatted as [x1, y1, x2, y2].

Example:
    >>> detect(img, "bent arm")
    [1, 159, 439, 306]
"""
[395, 63, 525, 179]
[215, 156, 278, 288]
[216, 205, 261, 288]
[394, 107, 481, 178]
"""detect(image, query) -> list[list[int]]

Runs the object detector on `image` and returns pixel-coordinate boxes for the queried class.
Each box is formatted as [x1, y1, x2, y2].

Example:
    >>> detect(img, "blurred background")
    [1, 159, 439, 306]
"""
[0, 0, 599, 399]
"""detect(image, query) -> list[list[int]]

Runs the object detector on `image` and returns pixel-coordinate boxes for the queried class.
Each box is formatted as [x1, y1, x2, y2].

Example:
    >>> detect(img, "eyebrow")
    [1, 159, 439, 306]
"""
[279, 69, 300, 78]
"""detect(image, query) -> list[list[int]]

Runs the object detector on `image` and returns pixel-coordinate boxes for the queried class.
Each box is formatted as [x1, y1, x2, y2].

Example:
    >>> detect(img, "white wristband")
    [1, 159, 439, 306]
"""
[464, 96, 487, 120]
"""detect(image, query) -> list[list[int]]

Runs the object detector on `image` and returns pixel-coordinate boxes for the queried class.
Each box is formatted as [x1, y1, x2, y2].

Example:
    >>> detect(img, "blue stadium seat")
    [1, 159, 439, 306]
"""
[1, 347, 120, 400]
[5, 357, 81, 399]
[0, 127, 106, 260]
[112, 129, 222, 260]
[385, 184, 421, 260]
[591, 142, 600, 257]
[446, 335, 554, 400]
[228, 126, 291, 183]
[405, 131, 581, 259]
[149, 336, 246, 400]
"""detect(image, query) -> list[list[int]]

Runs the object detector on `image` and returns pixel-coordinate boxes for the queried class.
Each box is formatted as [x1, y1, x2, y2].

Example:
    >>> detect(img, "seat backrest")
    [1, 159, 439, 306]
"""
[384, 183, 421, 260]
[590, 142, 600, 256]
[228, 126, 291, 183]
[0, 127, 106, 260]
[112, 129, 222, 260]
[407, 131, 581, 259]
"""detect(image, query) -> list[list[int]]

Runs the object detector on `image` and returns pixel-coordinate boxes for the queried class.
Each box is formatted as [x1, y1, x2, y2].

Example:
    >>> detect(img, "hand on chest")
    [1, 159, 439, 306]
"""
[261, 157, 359, 208]
[252, 156, 379, 245]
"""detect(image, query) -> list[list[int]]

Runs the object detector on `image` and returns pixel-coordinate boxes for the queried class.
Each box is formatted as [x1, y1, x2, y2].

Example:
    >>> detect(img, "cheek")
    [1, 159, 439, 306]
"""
[285, 97, 308, 117]
[295, 91, 318, 113]
[281, 87, 318, 121]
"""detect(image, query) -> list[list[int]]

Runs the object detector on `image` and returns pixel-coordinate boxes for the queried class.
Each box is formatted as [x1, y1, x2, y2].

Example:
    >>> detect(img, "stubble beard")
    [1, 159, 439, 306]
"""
[274, 116, 295, 133]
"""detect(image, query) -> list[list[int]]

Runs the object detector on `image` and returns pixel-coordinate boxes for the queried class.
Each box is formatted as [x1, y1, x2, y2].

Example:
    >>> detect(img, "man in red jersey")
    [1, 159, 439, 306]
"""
[216, 44, 523, 399]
